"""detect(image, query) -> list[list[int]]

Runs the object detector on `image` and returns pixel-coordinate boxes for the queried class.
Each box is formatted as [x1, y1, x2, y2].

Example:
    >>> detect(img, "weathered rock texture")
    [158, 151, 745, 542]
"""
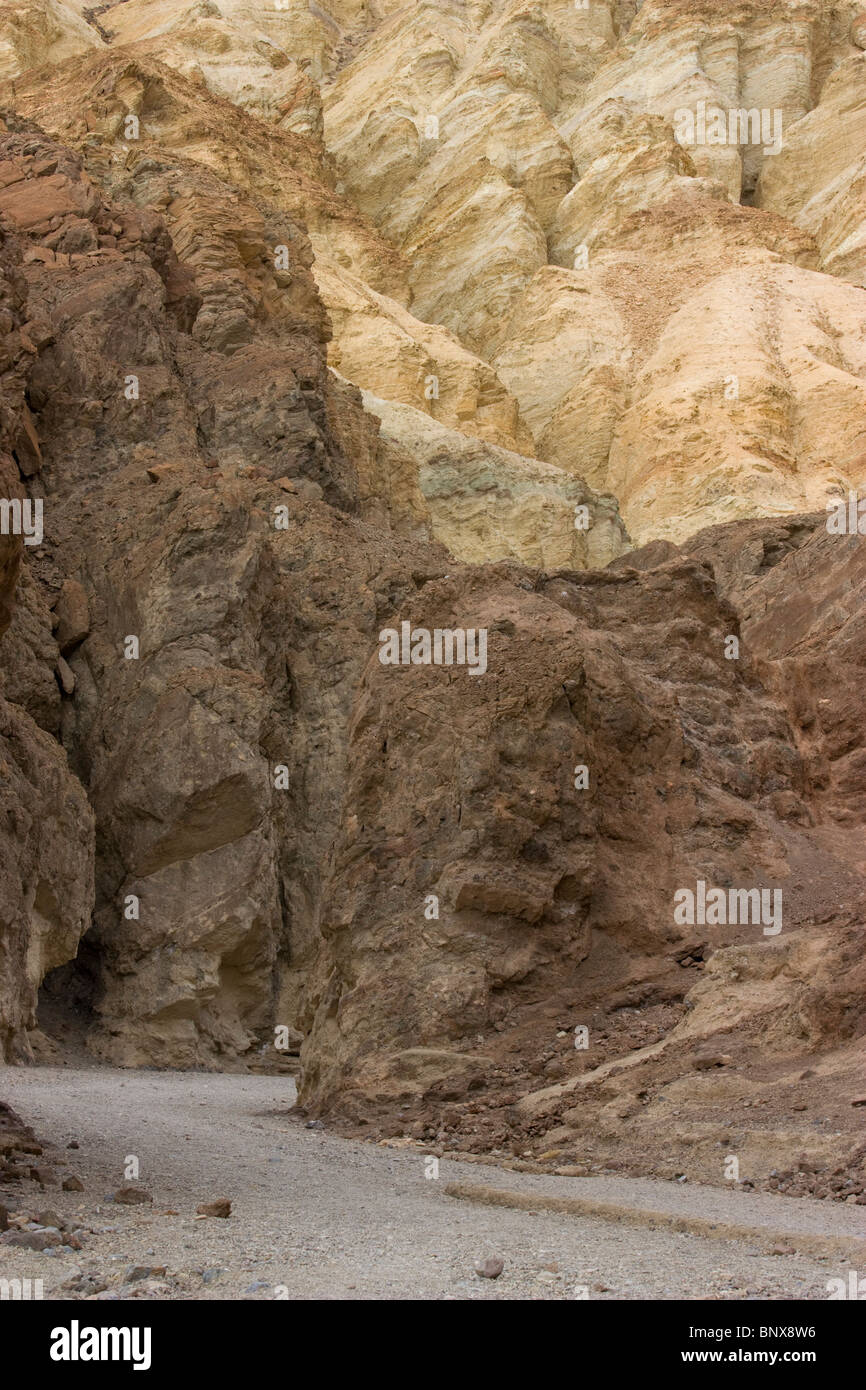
[0, 199, 94, 1061]
[0, 117, 425, 1065]
[6, 1, 865, 547]
[756, 48, 866, 286]
[0, 0, 863, 1195]
[361, 389, 627, 569]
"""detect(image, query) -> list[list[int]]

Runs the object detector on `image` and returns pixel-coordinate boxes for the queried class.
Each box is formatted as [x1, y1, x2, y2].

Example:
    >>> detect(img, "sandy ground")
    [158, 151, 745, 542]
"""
[1, 1066, 864, 1301]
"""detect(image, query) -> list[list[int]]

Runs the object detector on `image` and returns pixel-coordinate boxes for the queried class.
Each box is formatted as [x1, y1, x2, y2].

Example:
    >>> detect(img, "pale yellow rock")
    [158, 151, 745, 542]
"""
[321, 1, 475, 150]
[493, 265, 631, 488]
[361, 388, 629, 570]
[548, 115, 715, 267]
[0, 0, 102, 82]
[494, 190, 866, 544]
[322, 0, 617, 146]
[558, 0, 851, 202]
[318, 258, 534, 454]
[319, 0, 616, 350]
[400, 160, 548, 358]
[607, 261, 866, 543]
[756, 53, 866, 287]
[67, 0, 339, 79]
[327, 92, 555, 356]
[337, 89, 573, 239]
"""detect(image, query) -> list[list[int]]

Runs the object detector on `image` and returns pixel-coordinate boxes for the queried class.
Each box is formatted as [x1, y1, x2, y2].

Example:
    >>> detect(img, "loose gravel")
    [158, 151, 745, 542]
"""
[1, 1066, 863, 1301]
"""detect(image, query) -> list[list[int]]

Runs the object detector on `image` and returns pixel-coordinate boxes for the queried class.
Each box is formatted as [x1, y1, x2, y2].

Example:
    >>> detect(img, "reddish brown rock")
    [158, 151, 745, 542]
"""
[196, 1198, 232, 1219]
[112, 1186, 153, 1205]
[0, 209, 94, 1062]
[52, 577, 89, 652]
[1, 1228, 61, 1250]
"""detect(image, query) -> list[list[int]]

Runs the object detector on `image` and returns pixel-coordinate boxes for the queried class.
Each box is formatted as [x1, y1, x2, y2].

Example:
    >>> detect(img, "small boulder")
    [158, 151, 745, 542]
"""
[34, 1209, 64, 1229]
[126, 1265, 166, 1282]
[56, 656, 76, 695]
[196, 1198, 231, 1219]
[53, 578, 90, 653]
[29, 1165, 57, 1186]
[112, 1186, 153, 1205]
[1, 1228, 62, 1250]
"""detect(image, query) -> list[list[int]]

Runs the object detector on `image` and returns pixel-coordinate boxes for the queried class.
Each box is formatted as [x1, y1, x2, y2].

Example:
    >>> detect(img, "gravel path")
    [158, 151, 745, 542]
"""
[1, 1066, 863, 1301]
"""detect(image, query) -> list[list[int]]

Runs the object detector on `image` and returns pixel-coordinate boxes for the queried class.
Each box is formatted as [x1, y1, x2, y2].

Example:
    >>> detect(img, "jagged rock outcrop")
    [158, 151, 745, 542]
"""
[490, 514, 866, 1184]
[0, 197, 94, 1061]
[756, 48, 866, 286]
[298, 510, 866, 1191]
[0, 0, 101, 82]
[0, 119, 395, 1065]
[296, 537, 805, 1114]
[681, 514, 866, 825]
[362, 388, 628, 568]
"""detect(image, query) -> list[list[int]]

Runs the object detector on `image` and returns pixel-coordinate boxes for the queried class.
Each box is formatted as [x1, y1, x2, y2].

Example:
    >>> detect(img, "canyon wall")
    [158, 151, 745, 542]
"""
[0, 0, 863, 1187]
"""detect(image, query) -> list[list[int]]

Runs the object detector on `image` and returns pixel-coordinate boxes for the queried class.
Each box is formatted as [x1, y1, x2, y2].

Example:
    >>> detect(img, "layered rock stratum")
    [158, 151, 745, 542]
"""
[0, 0, 863, 1195]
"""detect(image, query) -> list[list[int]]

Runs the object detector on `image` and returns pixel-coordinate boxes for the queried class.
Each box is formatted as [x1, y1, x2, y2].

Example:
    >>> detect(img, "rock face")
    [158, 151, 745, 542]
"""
[756, 48, 866, 286]
[485, 516, 866, 1184]
[320, 263, 535, 457]
[0, 0, 864, 1193]
[0, 200, 94, 1061]
[361, 389, 627, 569]
[299, 549, 805, 1113]
[0, 0, 100, 82]
[0, 118, 416, 1066]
